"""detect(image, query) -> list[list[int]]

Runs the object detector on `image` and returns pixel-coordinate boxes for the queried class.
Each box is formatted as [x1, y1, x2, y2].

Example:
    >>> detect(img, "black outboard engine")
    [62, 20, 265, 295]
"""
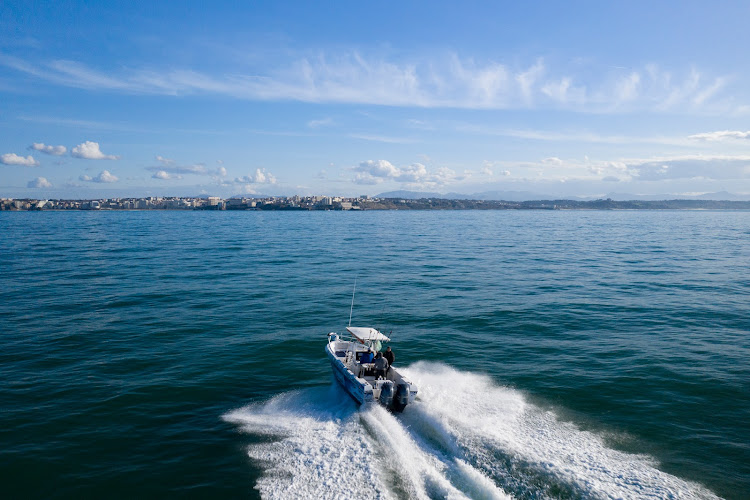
[391, 382, 410, 412]
[378, 381, 394, 408]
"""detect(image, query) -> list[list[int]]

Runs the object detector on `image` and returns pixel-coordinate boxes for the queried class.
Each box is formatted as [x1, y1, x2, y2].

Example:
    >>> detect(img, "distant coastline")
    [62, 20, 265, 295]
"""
[3, 196, 750, 211]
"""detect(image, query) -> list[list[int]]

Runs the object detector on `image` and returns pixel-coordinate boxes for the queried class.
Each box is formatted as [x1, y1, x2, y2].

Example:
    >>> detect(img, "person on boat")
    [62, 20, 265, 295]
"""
[373, 352, 389, 379]
[383, 346, 395, 367]
[360, 349, 374, 364]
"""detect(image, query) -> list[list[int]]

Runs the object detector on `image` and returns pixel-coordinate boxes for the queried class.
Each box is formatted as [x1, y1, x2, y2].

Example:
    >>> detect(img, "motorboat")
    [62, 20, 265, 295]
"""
[325, 326, 418, 412]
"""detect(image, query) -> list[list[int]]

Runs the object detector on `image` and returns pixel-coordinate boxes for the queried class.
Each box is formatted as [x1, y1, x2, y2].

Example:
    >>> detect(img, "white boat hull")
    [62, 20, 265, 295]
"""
[325, 343, 374, 404]
[325, 333, 417, 411]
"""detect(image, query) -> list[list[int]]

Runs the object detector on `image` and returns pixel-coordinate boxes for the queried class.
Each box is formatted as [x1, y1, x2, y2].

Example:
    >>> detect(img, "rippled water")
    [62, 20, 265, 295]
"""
[1, 210, 748, 498]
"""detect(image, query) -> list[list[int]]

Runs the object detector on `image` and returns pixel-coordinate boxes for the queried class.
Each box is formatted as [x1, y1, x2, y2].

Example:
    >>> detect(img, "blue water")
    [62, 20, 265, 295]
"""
[1, 210, 748, 499]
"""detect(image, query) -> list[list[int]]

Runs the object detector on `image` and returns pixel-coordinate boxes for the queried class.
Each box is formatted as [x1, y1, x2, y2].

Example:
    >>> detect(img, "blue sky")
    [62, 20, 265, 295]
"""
[2, 1, 750, 199]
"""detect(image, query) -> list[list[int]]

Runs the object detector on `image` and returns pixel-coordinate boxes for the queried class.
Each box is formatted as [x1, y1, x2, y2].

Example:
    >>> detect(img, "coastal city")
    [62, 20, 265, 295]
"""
[2, 195, 749, 211]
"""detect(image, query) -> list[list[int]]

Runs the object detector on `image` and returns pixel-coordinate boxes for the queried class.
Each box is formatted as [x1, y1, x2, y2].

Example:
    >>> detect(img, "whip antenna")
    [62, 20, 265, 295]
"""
[348, 278, 357, 327]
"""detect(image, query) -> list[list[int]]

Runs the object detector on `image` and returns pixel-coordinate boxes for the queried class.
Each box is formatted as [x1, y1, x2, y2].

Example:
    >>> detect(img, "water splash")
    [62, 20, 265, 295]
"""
[225, 363, 718, 499]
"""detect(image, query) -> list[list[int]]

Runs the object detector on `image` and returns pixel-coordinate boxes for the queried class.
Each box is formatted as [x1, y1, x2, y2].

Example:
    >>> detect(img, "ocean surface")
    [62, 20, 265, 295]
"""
[1, 210, 748, 499]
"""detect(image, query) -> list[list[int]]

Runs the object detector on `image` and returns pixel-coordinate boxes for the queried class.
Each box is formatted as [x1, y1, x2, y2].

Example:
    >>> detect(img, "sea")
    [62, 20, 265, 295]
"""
[1, 209, 748, 499]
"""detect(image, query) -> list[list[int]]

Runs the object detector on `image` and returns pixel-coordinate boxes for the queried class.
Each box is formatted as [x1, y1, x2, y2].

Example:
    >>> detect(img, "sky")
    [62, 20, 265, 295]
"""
[2, 0, 750, 199]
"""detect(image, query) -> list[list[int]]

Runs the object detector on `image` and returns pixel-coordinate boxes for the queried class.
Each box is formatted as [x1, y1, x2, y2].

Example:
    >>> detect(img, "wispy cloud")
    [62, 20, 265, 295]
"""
[688, 130, 750, 141]
[2, 51, 743, 114]
[307, 117, 333, 128]
[613, 72, 641, 104]
[18, 115, 227, 135]
[146, 155, 226, 177]
[491, 153, 750, 184]
[542, 157, 564, 165]
[453, 125, 692, 146]
[348, 133, 416, 144]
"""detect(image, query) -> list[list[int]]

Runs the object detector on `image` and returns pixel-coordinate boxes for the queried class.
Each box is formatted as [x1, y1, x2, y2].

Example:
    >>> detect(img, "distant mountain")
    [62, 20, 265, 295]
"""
[227, 193, 275, 199]
[461, 190, 552, 201]
[377, 190, 750, 202]
[376, 190, 445, 199]
[604, 191, 750, 201]
[376, 189, 550, 201]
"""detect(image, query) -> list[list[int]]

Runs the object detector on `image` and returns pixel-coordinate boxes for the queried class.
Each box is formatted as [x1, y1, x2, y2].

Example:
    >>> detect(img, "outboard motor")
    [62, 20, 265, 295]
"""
[378, 381, 394, 408]
[391, 382, 409, 412]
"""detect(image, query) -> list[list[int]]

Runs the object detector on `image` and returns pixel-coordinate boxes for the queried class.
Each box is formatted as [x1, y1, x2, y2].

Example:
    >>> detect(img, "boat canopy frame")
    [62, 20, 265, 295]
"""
[346, 326, 390, 342]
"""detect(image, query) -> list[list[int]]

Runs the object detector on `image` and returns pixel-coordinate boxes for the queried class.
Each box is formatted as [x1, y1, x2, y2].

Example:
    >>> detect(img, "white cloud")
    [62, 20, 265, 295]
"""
[354, 172, 381, 185]
[27, 176, 52, 188]
[221, 168, 278, 194]
[232, 168, 277, 184]
[156, 155, 176, 166]
[96, 170, 118, 182]
[81, 170, 118, 183]
[352, 159, 462, 188]
[542, 157, 564, 165]
[398, 163, 430, 183]
[1, 153, 39, 166]
[688, 130, 750, 141]
[354, 160, 399, 184]
[30, 143, 67, 155]
[152, 170, 182, 180]
[71, 141, 119, 160]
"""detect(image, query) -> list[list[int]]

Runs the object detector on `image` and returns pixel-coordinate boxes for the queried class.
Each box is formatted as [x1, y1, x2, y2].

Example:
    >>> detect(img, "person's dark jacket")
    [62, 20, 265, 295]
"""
[383, 350, 395, 366]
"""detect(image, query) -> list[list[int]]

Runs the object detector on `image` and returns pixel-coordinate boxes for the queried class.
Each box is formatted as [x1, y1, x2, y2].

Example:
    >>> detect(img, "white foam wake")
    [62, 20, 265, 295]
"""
[223, 385, 385, 499]
[224, 363, 718, 499]
[399, 362, 718, 500]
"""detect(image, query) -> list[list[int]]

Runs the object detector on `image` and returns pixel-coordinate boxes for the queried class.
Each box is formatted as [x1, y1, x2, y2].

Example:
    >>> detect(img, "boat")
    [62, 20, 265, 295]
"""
[325, 326, 418, 412]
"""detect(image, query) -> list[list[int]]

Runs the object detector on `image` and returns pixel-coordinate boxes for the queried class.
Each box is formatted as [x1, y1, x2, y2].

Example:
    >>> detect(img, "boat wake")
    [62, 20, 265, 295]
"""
[223, 363, 718, 499]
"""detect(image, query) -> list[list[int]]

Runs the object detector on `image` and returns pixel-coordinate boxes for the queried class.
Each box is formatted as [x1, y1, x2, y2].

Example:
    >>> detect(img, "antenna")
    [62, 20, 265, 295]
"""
[376, 306, 386, 333]
[348, 278, 357, 327]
